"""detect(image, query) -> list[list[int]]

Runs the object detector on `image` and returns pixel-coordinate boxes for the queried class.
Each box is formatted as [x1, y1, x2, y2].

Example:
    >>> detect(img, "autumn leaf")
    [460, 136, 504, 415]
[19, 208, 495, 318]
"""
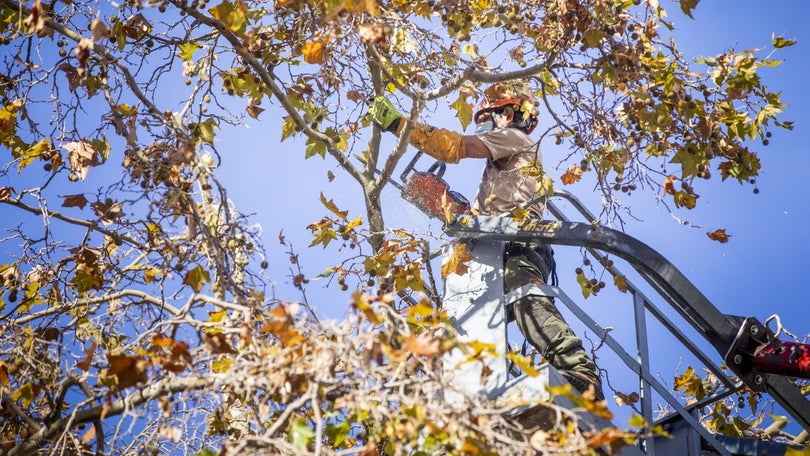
[63, 140, 100, 180]
[0, 186, 13, 201]
[91, 199, 124, 225]
[707, 229, 731, 243]
[441, 242, 473, 278]
[208, 1, 246, 34]
[81, 425, 96, 444]
[77, 341, 98, 372]
[450, 93, 473, 131]
[302, 41, 325, 64]
[679, 0, 700, 19]
[107, 354, 148, 389]
[201, 332, 237, 354]
[663, 175, 678, 195]
[357, 22, 389, 45]
[773, 34, 797, 49]
[23, 0, 47, 36]
[183, 264, 211, 292]
[319, 192, 348, 220]
[0, 360, 10, 386]
[151, 334, 174, 348]
[62, 194, 89, 210]
[561, 164, 584, 185]
[614, 391, 639, 407]
[405, 333, 441, 356]
[674, 366, 706, 401]
[614, 274, 629, 293]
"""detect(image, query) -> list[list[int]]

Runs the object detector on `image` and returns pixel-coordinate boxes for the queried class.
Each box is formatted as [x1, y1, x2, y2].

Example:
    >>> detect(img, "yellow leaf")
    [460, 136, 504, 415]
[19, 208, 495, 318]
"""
[441, 242, 473, 278]
[319, 193, 348, 220]
[614, 274, 629, 293]
[302, 41, 325, 64]
[344, 215, 363, 233]
[212, 358, 232, 373]
[208, 309, 228, 323]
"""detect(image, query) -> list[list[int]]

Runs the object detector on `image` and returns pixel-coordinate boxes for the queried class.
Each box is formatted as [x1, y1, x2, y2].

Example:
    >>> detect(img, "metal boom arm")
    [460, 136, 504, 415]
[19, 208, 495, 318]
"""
[444, 215, 810, 433]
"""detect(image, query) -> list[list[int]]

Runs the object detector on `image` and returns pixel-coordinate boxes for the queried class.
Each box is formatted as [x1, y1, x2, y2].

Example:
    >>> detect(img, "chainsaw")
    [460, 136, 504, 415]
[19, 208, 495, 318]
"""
[398, 153, 470, 223]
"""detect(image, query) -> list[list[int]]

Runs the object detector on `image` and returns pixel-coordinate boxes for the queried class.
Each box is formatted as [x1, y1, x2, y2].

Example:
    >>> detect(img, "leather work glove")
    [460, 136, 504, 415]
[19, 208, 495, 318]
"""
[367, 96, 403, 133]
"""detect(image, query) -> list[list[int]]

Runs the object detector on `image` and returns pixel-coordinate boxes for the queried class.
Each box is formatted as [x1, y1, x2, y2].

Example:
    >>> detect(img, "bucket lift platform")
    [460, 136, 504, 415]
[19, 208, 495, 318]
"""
[437, 191, 810, 456]
[440, 238, 643, 455]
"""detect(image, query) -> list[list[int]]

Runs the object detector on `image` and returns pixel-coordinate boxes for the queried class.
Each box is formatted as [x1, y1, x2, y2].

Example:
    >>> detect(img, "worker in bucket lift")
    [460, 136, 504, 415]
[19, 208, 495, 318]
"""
[368, 82, 604, 401]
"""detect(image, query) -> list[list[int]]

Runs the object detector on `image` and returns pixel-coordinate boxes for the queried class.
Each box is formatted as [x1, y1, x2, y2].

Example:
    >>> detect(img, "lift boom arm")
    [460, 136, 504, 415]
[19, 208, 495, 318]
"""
[444, 215, 810, 433]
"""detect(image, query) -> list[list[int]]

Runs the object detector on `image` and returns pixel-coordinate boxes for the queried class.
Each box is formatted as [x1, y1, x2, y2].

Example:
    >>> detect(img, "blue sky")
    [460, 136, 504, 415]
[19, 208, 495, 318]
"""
[209, 0, 810, 432]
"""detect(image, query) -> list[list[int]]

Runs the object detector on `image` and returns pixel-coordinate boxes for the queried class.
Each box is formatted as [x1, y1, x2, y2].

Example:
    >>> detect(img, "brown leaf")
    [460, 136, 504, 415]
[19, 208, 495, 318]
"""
[614, 274, 629, 293]
[0, 186, 12, 201]
[0, 360, 10, 386]
[614, 391, 639, 407]
[91, 199, 124, 225]
[107, 354, 148, 388]
[561, 164, 584, 185]
[63, 140, 99, 180]
[707, 229, 730, 243]
[357, 22, 389, 45]
[81, 425, 96, 444]
[90, 17, 109, 42]
[62, 194, 89, 210]
[664, 175, 678, 195]
[77, 341, 97, 372]
[346, 90, 364, 102]
[441, 242, 474, 278]
[246, 104, 265, 119]
[201, 332, 237, 354]
[23, 0, 47, 36]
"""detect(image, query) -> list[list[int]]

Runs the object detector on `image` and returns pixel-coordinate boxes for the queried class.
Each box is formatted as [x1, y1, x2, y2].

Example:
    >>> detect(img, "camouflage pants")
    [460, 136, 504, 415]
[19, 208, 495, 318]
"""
[503, 243, 600, 384]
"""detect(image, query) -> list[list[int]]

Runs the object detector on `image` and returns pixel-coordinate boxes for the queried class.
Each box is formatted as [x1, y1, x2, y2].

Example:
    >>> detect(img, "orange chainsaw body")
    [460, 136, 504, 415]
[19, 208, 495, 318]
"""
[402, 169, 470, 223]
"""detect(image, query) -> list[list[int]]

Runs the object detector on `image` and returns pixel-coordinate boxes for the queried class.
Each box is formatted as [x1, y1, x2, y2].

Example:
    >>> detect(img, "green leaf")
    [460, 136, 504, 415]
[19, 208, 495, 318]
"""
[191, 118, 219, 145]
[304, 138, 326, 159]
[772, 34, 797, 49]
[183, 265, 210, 293]
[92, 136, 110, 163]
[679, 0, 699, 19]
[288, 418, 314, 452]
[12, 382, 37, 408]
[669, 147, 701, 178]
[325, 421, 351, 448]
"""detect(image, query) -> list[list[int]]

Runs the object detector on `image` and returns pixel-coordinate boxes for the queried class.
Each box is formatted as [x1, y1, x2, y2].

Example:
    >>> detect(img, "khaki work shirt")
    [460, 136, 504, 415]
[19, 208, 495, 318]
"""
[472, 127, 543, 217]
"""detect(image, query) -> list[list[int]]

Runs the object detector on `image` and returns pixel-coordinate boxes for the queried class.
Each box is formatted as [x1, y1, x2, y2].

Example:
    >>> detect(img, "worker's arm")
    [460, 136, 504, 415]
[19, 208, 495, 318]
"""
[368, 96, 492, 162]
[463, 135, 493, 159]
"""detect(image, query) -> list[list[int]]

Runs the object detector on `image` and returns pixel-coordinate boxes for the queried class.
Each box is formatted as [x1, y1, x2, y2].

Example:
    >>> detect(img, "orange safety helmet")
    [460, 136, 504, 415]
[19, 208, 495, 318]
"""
[473, 82, 539, 134]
